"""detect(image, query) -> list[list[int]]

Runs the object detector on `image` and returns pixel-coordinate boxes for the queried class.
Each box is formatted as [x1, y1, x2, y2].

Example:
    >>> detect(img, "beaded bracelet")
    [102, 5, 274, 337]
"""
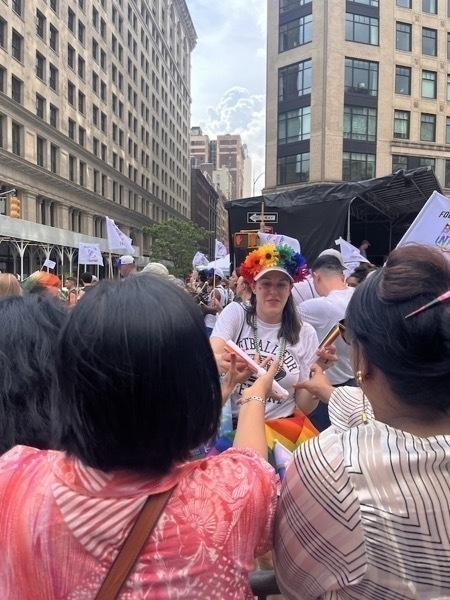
[238, 395, 266, 407]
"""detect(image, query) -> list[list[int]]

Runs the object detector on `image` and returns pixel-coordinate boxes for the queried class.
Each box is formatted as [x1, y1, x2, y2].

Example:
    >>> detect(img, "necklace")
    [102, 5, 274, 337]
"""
[252, 315, 286, 375]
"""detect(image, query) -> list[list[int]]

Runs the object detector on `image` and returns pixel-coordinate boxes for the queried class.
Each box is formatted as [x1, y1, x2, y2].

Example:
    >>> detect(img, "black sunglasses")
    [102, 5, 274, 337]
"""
[338, 319, 350, 345]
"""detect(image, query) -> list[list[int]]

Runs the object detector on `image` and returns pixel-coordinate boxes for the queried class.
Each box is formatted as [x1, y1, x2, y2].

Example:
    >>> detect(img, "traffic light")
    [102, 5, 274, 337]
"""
[9, 196, 20, 219]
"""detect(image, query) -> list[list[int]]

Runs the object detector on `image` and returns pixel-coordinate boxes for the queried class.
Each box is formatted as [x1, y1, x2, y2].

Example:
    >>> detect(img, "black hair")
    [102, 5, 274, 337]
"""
[51, 274, 222, 475]
[80, 272, 93, 284]
[345, 244, 450, 412]
[245, 291, 301, 345]
[311, 255, 344, 274]
[347, 266, 370, 285]
[0, 294, 68, 454]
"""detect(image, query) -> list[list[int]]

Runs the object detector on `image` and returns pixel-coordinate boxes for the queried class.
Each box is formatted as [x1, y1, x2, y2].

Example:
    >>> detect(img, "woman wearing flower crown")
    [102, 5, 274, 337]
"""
[211, 244, 333, 421]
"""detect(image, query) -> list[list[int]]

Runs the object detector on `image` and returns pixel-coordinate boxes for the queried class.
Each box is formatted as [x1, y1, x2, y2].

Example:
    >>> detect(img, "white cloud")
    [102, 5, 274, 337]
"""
[196, 88, 266, 195]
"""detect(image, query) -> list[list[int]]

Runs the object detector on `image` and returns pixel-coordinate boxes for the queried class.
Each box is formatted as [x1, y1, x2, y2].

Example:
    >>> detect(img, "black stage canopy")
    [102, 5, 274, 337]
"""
[226, 167, 441, 266]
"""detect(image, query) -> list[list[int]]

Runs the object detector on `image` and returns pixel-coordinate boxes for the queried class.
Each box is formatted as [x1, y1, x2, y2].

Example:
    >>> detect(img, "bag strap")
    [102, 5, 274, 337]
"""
[95, 487, 175, 600]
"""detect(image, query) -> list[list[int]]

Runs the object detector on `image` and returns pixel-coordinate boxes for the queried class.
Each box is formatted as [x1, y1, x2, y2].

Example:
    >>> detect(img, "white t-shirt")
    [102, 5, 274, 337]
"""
[298, 287, 354, 385]
[292, 276, 318, 306]
[211, 302, 319, 419]
[204, 285, 230, 329]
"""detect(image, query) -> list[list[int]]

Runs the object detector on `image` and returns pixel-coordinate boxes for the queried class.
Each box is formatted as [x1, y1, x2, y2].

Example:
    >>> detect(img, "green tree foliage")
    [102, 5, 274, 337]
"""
[142, 218, 212, 278]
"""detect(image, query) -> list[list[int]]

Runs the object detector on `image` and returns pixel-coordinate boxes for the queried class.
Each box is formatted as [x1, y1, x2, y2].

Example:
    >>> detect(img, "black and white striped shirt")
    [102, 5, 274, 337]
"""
[274, 388, 450, 599]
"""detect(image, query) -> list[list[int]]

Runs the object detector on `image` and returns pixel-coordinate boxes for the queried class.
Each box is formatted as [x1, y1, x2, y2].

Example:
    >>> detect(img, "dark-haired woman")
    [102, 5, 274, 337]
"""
[0, 294, 67, 454]
[274, 244, 450, 599]
[211, 244, 332, 420]
[0, 275, 278, 599]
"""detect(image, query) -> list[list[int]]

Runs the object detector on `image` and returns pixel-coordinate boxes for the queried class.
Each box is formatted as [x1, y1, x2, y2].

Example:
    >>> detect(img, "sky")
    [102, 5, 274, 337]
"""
[186, 0, 267, 195]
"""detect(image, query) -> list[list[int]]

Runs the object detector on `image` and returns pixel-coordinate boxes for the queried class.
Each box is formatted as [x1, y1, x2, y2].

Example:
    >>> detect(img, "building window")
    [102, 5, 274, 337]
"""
[348, 0, 378, 4]
[12, 30, 23, 62]
[68, 8, 76, 33]
[68, 81, 75, 106]
[49, 64, 58, 91]
[101, 112, 107, 132]
[393, 110, 410, 139]
[395, 66, 411, 94]
[11, 76, 22, 103]
[279, 59, 312, 101]
[92, 71, 99, 93]
[78, 21, 85, 44]
[92, 39, 99, 61]
[448, 33, 450, 60]
[447, 74, 450, 101]
[420, 113, 436, 141]
[422, 28, 437, 56]
[392, 155, 408, 172]
[93, 7, 99, 28]
[422, 70, 437, 99]
[280, 0, 312, 13]
[68, 44, 75, 69]
[36, 52, 45, 80]
[278, 106, 311, 144]
[445, 160, 450, 187]
[36, 94, 45, 119]
[396, 22, 412, 51]
[50, 144, 58, 173]
[49, 25, 58, 52]
[100, 49, 107, 70]
[50, 104, 58, 127]
[36, 10, 46, 39]
[12, 122, 21, 156]
[279, 15, 312, 52]
[446, 117, 450, 144]
[396, 0, 411, 5]
[79, 161, 86, 186]
[344, 105, 377, 141]
[78, 91, 85, 114]
[345, 57, 378, 96]
[68, 118, 76, 139]
[93, 137, 99, 155]
[36, 136, 45, 167]
[0, 18, 5, 49]
[93, 104, 99, 126]
[78, 56, 85, 79]
[422, 0, 437, 13]
[345, 13, 379, 46]
[342, 152, 375, 181]
[50, 0, 58, 13]
[0, 68, 4, 93]
[419, 157, 435, 169]
[277, 152, 310, 185]
[69, 155, 76, 182]
[12, 0, 22, 17]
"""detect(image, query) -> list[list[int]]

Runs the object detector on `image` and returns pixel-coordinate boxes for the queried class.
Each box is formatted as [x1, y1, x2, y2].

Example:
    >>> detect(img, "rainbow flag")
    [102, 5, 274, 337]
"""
[265, 411, 319, 452]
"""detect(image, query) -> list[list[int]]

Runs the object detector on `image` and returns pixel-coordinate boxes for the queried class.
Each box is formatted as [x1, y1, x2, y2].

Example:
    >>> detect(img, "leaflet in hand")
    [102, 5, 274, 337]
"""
[224, 339, 289, 399]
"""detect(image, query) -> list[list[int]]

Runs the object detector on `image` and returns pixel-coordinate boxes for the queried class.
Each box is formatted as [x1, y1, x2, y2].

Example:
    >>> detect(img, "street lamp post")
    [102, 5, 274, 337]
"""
[252, 172, 265, 196]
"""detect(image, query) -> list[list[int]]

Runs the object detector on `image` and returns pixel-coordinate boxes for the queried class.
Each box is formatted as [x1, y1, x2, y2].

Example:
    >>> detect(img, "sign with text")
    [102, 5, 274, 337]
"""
[247, 212, 278, 224]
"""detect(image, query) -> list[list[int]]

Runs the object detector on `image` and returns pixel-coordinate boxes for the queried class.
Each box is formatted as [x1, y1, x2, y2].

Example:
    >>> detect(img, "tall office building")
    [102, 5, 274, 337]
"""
[265, 0, 450, 193]
[0, 0, 196, 274]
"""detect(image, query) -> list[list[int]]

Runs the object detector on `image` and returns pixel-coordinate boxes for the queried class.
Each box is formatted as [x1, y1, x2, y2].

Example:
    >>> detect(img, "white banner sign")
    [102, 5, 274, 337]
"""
[78, 242, 104, 266]
[43, 258, 56, 269]
[105, 216, 135, 254]
[397, 191, 450, 257]
[258, 232, 301, 253]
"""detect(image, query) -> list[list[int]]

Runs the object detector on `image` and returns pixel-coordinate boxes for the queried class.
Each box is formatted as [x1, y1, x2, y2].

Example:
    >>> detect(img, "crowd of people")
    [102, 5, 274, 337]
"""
[0, 240, 448, 599]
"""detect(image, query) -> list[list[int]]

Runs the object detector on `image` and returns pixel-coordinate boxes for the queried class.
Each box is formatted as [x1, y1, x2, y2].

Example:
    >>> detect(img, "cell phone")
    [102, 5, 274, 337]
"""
[318, 324, 341, 349]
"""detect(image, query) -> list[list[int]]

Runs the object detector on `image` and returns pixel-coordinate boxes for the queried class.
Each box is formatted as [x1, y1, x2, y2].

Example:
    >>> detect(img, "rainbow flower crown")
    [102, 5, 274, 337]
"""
[240, 244, 308, 284]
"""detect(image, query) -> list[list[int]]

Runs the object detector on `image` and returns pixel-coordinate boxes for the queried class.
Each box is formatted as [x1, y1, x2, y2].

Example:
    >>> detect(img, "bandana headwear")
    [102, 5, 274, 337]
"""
[240, 244, 308, 284]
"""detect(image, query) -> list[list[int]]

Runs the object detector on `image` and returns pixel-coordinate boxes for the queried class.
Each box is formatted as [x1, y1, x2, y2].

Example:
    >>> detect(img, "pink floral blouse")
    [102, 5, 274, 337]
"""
[0, 445, 277, 599]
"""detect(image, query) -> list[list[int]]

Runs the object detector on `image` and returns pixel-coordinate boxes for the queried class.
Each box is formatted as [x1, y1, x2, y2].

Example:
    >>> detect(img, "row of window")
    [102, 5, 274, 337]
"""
[277, 150, 442, 187]
[279, 55, 450, 107]
[279, 12, 450, 53]
[279, 0, 447, 14]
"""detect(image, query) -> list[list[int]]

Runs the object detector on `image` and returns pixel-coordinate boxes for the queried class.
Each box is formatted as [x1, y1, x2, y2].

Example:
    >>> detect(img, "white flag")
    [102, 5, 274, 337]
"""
[258, 232, 301, 254]
[215, 239, 227, 259]
[335, 237, 370, 277]
[397, 191, 450, 257]
[43, 258, 56, 269]
[105, 216, 135, 254]
[78, 242, 104, 266]
[192, 251, 209, 268]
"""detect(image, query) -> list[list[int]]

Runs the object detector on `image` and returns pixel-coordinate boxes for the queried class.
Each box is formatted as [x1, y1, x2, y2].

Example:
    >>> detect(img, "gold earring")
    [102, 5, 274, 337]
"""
[356, 370, 368, 425]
